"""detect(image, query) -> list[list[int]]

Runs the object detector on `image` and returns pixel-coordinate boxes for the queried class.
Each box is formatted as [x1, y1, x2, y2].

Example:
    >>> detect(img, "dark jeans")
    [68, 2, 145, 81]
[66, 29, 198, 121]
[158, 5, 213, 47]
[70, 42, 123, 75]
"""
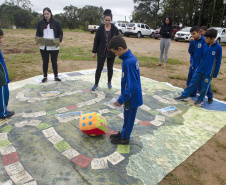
[40, 49, 59, 78]
[95, 57, 115, 85]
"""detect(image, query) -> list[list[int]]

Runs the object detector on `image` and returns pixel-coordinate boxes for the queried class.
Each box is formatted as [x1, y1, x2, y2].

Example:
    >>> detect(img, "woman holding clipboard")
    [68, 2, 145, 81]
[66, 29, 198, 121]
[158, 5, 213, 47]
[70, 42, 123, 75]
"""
[36, 7, 63, 83]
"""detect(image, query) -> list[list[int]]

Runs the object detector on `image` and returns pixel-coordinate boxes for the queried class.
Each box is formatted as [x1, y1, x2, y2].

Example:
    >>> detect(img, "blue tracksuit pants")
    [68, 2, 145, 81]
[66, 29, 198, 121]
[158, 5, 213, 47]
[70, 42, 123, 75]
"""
[0, 85, 9, 118]
[121, 107, 138, 139]
[186, 66, 198, 96]
[182, 72, 212, 102]
[187, 67, 213, 98]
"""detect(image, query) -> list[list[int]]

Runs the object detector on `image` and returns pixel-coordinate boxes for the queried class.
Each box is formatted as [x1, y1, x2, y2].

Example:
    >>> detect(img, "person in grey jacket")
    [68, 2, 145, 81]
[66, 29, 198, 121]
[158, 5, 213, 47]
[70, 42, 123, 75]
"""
[92, 9, 119, 91]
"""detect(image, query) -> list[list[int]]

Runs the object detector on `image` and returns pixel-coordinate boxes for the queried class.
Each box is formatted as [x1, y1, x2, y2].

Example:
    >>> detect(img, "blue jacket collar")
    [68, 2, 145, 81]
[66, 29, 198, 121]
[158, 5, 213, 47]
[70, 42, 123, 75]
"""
[196, 35, 204, 41]
[119, 49, 131, 60]
[207, 41, 217, 47]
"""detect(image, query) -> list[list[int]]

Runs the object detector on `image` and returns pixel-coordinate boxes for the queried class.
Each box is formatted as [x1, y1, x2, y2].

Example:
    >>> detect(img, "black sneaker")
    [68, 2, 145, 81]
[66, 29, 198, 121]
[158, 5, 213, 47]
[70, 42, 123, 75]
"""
[111, 137, 129, 145]
[110, 131, 121, 139]
[208, 98, 213, 104]
[0, 111, 15, 119]
[194, 100, 204, 106]
[174, 96, 188, 101]
[54, 77, 61, 82]
[189, 94, 196, 97]
[42, 77, 47, 83]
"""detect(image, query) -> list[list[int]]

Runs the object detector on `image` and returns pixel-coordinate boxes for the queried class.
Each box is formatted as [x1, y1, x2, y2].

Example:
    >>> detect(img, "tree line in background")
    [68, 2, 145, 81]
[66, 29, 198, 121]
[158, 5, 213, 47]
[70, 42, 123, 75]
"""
[0, 1, 104, 29]
[0, 0, 226, 29]
[132, 0, 226, 28]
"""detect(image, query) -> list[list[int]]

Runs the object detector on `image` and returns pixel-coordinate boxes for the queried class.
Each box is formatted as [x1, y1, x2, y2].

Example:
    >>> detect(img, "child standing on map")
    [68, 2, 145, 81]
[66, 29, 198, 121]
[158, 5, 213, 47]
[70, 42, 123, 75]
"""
[107, 35, 143, 144]
[0, 28, 14, 119]
[175, 29, 222, 106]
[186, 26, 213, 104]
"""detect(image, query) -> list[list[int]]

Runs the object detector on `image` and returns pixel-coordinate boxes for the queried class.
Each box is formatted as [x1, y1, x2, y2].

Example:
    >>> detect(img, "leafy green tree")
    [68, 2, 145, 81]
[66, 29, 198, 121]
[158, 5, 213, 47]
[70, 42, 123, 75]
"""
[78, 5, 104, 26]
[4, 0, 32, 10]
[62, 5, 80, 29]
[0, 4, 33, 28]
[132, 0, 161, 28]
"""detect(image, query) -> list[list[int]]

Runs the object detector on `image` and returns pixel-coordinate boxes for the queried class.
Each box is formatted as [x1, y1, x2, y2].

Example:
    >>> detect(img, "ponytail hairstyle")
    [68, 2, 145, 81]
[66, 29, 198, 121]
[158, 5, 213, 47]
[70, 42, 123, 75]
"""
[43, 7, 54, 29]
[103, 9, 112, 20]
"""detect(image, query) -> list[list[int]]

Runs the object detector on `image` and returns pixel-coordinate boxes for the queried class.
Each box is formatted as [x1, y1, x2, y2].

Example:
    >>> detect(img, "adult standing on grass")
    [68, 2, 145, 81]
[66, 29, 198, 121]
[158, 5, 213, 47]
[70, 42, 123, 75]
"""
[36, 7, 63, 83]
[91, 9, 119, 91]
[156, 16, 173, 68]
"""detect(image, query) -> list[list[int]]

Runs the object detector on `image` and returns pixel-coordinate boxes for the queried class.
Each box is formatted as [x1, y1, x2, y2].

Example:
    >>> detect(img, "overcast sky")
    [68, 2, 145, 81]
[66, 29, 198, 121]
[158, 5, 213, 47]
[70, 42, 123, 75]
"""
[0, 0, 136, 21]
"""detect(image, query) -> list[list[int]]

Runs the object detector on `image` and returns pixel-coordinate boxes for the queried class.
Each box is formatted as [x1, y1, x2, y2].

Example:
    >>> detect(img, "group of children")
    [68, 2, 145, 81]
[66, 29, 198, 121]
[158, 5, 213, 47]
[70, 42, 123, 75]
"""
[175, 27, 222, 105]
[0, 25, 223, 145]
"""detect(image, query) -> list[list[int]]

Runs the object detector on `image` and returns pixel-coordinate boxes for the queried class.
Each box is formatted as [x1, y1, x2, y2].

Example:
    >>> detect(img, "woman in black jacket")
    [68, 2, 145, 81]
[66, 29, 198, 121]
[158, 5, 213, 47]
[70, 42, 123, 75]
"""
[92, 9, 119, 91]
[156, 16, 173, 68]
[36, 7, 63, 83]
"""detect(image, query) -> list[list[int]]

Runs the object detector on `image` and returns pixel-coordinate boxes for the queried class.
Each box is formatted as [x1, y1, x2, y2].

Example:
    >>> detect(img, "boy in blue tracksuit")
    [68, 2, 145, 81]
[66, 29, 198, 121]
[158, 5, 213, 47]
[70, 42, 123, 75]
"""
[175, 29, 222, 106]
[107, 35, 143, 144]
[187, 26, 213, 103]
[0, 28, 14, 119]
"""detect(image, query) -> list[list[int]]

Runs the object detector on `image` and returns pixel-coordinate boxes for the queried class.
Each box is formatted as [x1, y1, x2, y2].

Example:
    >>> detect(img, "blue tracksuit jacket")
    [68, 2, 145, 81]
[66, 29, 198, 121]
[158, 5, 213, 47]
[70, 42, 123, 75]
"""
[0, 50, 10, 86]
[117, 49, 143, 108]
[196, 41, 222, 78]
[188, 35, 206, 68]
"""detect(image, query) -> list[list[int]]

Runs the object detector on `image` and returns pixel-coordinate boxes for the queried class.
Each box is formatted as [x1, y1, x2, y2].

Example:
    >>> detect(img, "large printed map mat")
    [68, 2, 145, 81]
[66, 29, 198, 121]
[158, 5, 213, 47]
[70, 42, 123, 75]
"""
[0, 68, 226, 185]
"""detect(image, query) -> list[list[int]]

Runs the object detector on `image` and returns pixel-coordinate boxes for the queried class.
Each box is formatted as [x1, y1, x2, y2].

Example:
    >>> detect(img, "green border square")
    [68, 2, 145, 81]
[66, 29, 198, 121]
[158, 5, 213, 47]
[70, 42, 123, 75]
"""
[54, 140, 71, 152]
[0, 139, 12, 148]
[117, 145, 130, 154]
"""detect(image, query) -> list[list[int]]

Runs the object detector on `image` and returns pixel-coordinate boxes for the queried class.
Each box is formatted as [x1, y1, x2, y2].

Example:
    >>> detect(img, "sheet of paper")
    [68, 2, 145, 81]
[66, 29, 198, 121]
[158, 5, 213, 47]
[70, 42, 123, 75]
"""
[151, 120, 164, 126]
[48, 134, 64, 145]
[10, 170, 33, 184]
[155, 115, 166, 122]
[42, 127, 57, 138]
[15, 121, 29, 127]
[4, 161, 24, 176]
[0, 133, 8, 141]
[91, 158, 109, 169]
[107, 152, 125, 165]
[0, 145, 17, 155]
[61, 148, 80, 160]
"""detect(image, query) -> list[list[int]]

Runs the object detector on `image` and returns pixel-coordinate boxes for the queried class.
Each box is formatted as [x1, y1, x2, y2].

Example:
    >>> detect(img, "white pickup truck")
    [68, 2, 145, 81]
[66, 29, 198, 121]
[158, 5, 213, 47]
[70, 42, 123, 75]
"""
[88, 25, 99, 34]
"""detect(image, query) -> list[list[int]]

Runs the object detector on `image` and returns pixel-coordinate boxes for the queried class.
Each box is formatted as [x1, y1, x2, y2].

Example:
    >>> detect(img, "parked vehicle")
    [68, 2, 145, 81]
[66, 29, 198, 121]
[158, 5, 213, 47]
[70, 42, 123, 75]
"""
[174, 27, 192, 41]
[124, 23, 155, 38]
[113, 22, 127, 35]
[154, 25, 181, 39]
[88, 25, 100, 34]
[209, 27, 226, 43]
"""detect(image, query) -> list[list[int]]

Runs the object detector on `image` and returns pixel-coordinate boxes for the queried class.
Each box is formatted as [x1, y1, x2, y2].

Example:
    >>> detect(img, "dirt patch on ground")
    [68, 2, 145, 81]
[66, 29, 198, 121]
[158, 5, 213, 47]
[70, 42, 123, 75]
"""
[1, 30, 226, 184]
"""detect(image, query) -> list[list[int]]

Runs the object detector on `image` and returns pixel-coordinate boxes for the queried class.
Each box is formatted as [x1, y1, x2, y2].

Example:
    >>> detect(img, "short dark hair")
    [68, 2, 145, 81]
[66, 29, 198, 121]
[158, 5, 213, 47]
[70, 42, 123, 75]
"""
[200, 26, 208, 31]
[108, 35, 127, 50]
[204, 29, 218, 38]
[190, 26, 200, 33]
[0, 28, 3, 36]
